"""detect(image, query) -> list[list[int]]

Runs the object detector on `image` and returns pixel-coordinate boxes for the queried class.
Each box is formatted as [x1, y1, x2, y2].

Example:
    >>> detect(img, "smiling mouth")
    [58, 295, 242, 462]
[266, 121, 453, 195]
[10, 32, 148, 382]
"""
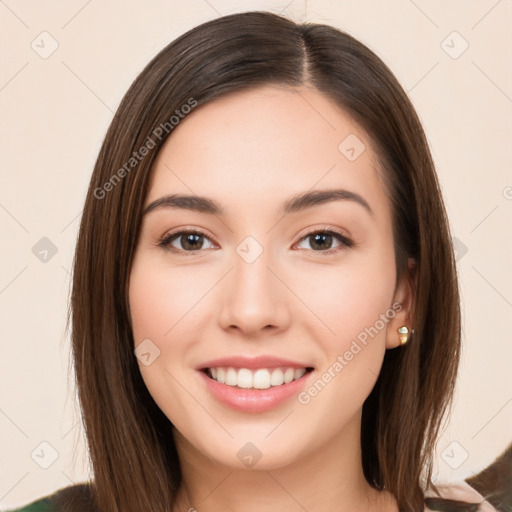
[202, 366, 314, 390]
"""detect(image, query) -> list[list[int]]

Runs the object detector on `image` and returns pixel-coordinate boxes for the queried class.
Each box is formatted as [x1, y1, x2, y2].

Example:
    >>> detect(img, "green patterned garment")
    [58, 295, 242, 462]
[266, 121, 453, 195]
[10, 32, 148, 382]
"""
[2, 496, 57, 512]
[2, 483, 94, 512]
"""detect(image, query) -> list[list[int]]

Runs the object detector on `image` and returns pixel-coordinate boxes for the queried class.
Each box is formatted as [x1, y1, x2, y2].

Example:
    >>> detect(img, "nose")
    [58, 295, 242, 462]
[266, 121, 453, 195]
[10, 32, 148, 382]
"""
[218, 244, 290, 337]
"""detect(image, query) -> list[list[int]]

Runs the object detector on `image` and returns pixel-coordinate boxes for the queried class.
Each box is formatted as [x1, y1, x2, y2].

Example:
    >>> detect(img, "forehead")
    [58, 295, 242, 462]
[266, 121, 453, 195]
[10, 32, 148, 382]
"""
[145, 84, 389, 221]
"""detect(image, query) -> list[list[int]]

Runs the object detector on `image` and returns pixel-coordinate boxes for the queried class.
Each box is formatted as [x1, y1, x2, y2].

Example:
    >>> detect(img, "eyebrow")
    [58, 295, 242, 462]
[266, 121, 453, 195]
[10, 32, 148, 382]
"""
[142, 188, 374, 218]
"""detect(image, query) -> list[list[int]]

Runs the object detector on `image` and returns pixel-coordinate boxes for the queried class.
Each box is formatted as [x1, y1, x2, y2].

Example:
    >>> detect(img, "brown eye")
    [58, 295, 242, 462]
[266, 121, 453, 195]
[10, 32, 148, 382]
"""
[158, 230, 216, 253]
[295, 230, 354, 253]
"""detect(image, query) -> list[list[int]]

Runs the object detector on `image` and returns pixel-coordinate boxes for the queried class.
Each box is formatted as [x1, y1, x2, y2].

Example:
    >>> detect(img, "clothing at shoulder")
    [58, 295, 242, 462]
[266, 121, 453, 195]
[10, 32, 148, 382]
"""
[2, 496, 55, 512]
[4, 480, 500, 512]
[424, 480, 499, 511]
[2, 483, 96, 512]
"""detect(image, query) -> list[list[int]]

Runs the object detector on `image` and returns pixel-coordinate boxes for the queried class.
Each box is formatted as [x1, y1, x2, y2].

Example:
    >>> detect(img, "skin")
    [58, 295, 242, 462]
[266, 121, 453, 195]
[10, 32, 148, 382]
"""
[128, 84, 415, 512]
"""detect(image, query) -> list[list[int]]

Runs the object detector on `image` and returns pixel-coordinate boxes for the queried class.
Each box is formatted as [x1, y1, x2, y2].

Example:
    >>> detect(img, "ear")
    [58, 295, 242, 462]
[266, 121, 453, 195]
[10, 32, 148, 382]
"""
[386, 257, 417, 349]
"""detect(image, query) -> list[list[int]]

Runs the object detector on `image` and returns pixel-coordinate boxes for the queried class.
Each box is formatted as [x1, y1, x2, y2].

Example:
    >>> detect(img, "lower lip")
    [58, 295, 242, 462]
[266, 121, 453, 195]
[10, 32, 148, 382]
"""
[198, 370, 313, 413]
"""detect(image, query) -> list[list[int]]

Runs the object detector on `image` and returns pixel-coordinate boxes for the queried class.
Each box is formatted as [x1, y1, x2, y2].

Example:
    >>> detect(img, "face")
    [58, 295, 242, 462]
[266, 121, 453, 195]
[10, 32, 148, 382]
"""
[128, 84, 412, 470]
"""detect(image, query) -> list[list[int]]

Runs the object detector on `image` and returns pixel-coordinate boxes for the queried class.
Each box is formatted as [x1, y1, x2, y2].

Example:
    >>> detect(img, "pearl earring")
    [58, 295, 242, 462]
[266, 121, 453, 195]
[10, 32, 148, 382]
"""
[398, 326, 409, 345]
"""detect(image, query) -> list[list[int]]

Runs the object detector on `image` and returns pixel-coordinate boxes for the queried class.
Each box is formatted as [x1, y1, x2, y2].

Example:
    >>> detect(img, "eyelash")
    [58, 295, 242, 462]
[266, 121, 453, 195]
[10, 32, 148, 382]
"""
[157, 226, 355, 255]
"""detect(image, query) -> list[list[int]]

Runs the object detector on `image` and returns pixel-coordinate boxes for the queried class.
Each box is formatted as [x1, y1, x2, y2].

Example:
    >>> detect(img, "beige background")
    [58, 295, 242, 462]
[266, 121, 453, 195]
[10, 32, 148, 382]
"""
[1, 0, 511, 508]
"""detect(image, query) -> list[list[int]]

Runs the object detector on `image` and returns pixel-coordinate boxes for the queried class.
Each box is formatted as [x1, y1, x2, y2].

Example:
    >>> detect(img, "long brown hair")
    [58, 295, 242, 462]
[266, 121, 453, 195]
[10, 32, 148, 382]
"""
[70, 11, 463, 511]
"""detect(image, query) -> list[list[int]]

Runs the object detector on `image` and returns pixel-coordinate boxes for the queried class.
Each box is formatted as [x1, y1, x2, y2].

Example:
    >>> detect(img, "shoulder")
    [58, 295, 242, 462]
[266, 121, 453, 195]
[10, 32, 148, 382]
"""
[2, 483, 98, 512]
[2, 496, 55, 512]
[424, 480, 499, 511]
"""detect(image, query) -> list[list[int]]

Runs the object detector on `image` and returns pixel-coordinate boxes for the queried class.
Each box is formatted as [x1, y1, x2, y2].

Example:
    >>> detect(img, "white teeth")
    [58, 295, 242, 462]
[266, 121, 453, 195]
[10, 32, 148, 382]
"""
[207, 366, 309, 389]
[283, 368, 295, 383]
[237, 368, 253, 389]
[294, 368, 306, 380]
[225, 367, 237, 386]
[253, 369, 271, 389]
[216, 367, 226, 384]
[270, 368, 284, 386]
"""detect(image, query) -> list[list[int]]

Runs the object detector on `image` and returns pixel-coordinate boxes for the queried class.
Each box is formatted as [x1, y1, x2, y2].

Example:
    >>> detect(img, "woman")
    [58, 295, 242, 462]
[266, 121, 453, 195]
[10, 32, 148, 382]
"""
[4, 11, 504, 512]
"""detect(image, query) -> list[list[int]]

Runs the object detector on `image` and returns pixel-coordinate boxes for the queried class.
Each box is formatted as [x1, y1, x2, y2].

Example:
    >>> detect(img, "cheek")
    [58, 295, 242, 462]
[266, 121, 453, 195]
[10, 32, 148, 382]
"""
[294, 251, 396, 350]
[128, 256, 205, 421]
[128, 255, 199, 393]
[332, 270, 394, 343]
[294, 261, 396, 429]
[129, 256, 207, 347]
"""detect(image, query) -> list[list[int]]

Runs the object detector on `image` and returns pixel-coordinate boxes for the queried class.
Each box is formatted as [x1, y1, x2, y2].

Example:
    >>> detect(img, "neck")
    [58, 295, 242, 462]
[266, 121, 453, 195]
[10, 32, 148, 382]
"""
[172, 410, 398, 512]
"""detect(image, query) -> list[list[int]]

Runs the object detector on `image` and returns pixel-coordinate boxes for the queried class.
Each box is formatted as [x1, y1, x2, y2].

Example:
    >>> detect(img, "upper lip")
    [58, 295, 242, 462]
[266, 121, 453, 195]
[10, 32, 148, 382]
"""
[197, 356, 314, 371]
